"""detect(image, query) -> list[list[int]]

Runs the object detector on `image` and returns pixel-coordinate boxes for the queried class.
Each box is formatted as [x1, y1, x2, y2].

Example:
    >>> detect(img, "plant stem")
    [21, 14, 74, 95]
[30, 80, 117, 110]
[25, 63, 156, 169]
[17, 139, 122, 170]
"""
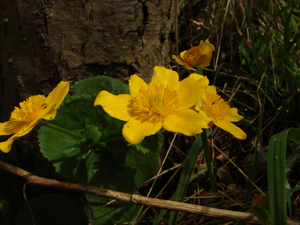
[0, 160, 275, 224]
[38, 120, 82, 140]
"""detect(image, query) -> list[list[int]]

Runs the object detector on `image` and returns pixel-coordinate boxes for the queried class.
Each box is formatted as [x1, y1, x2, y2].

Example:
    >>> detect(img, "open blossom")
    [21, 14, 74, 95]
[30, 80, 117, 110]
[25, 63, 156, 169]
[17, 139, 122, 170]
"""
[172, 40, 215, 71]
[0, 81, 69, 153]
[195, 85, 247, 140]
[94, 66, 209, 145]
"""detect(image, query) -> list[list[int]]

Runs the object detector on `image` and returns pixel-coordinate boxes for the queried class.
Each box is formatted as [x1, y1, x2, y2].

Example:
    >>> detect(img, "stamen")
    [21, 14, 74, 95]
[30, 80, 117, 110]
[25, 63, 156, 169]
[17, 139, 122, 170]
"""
[132, 83, 180, 122]
[201, 93, 231, 120]
[10, 95, 47, 122]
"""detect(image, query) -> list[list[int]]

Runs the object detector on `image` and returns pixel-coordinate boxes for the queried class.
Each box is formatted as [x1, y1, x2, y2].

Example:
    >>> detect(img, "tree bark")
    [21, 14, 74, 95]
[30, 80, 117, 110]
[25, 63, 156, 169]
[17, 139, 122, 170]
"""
[0, 0, 176, 121]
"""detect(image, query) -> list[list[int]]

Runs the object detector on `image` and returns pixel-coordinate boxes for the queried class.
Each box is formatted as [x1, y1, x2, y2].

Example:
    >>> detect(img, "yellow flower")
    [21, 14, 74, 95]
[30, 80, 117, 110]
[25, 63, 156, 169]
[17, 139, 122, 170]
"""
[196, 86, 247, 140]
[0, 81, 70, 153]
[172, 40, 215, 71]
[94, 66, 209, 145]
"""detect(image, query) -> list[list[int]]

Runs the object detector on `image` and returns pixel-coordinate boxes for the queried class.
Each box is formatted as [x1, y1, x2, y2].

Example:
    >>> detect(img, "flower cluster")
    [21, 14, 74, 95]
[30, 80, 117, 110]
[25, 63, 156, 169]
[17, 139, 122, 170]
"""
[95, 66, 247, 145]
[0, 39, 246, 152]
[95, 66, 210, 144]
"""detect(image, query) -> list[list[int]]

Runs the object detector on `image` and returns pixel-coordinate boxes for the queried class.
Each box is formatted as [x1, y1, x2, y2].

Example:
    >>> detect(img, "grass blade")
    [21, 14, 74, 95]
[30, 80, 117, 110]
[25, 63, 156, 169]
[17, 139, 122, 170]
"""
[252, 206, 270, 225]
[267, 128, 300, 225]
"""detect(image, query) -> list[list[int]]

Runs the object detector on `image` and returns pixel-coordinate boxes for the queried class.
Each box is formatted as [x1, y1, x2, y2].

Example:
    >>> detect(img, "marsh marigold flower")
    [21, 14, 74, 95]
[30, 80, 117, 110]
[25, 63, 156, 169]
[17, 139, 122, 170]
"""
[94, 66, 209, 145]
[196, 86, 247, 140]
[0, 81, 69, 153]
[172, 40, 215, 71]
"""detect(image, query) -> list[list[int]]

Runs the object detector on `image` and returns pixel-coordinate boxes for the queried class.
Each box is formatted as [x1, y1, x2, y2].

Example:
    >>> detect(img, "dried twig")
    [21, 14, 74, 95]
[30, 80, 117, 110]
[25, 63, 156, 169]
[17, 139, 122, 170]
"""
[0, 160, 296, 224]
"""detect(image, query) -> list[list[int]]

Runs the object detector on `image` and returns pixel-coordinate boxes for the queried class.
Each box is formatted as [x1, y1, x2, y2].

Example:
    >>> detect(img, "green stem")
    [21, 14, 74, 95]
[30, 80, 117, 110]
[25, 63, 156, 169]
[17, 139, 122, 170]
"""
[38, 120, 82, 140]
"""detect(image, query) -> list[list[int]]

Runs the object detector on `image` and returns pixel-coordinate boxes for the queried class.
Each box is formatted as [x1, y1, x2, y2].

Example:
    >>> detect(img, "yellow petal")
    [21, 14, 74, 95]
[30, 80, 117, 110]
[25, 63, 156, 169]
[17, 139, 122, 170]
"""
[151, 66, 179, 87]
[0, 121, 27, 135]
[197, 108, 212, 124]
[176, 74, 209, 110]
[42, 81, 70, 120]
[122, 117, 162, 145]
[46, 81, 70, 109]
[41, 107, 57, 121]
[224, 108, 244, 122]
[172, 54, 186, 66]
[129, 74, 147, 97]
[94, 90, 132, 121]
[206, 85, 217, 94]
[0, 122, 12, 135]
[215, 119, 247, 140]
[0, 138, 15, 153]
[0, 120, 38, 153]
[172, 53, 196, 71]
[194, 54, 210, 68]
[163, 109, 208, 136]
[203, 40, 215, 51]
[180, 50, 186, 60]
[192, 40, 215, 68]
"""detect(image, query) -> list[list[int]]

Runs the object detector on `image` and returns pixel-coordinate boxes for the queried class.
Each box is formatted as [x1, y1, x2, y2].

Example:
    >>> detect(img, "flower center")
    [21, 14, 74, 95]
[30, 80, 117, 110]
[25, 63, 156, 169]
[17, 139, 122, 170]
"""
[200, 92, 231, 120]
[10, 95, 47, 122]
[132, 83, 180, 122]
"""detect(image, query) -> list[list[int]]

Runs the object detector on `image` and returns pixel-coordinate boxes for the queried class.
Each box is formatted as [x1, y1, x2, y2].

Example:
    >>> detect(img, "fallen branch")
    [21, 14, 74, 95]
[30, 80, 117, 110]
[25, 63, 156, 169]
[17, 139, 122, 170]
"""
[0, 160, 296, 224]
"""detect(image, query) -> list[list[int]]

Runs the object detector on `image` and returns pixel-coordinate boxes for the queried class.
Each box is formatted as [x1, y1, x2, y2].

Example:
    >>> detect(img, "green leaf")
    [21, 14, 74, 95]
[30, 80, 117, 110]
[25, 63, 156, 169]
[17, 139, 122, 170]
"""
[258, 149, 268, 162]
[16, 194, 88, 225]
[39, 75, 163, 191]
[38, 75, 164, 224]
[134, 129, 164, 154]
[80, 125, 102, 142]
[286, 145, 300, 174]
[74, 75, 130, 96]
[85, 195, 140, 225]
[267, 128, 300, 225]
[252, 206, 270, 225]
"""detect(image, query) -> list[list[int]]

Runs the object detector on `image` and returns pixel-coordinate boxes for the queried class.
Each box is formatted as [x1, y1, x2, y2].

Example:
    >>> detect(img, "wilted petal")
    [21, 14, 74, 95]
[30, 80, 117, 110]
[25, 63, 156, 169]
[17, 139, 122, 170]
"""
[172, 53, 196, 71]
[172, 54, 193, 69]
[94, 90, 132, 121]
[180, 51, 186, 60]
[193, 40, 215, 68]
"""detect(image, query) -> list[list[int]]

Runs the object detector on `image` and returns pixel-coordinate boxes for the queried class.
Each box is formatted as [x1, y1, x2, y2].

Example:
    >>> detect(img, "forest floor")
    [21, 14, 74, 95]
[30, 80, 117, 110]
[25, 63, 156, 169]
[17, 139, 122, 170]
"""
[136, 0, 300, 224]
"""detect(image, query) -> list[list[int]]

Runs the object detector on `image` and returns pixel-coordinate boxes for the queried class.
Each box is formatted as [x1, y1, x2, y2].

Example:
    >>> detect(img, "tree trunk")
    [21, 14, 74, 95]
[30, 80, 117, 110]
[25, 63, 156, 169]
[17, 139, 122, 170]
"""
[0, 0, 176, 121]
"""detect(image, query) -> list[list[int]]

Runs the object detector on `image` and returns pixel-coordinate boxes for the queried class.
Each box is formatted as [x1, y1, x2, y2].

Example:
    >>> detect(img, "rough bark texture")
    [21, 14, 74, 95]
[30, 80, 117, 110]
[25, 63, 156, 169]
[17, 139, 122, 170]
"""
[0, 0, 176, 121]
